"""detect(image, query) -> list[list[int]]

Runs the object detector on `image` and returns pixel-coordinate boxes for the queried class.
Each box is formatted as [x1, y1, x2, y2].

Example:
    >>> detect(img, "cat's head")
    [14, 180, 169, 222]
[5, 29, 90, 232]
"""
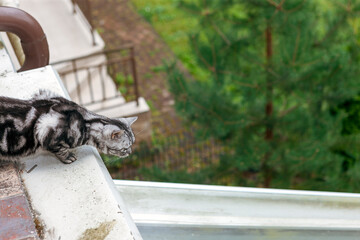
[94, 117, 137, 158]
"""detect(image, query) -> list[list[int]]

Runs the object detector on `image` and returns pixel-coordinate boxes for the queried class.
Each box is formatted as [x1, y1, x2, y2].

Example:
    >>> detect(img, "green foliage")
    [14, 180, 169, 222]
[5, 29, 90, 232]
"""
[115, 73, 133, 85]
[150, 64, 166, 73]
[115, 73, 134, 95]
[165, 0, 360, 191]
[132, 0, 208, 80]
[338, 97, 360, 135]
[330, 96, 360, 181]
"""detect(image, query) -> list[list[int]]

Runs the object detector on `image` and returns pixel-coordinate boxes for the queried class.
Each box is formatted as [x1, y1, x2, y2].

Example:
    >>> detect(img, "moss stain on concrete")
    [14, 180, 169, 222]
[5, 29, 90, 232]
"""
[78, 220, 116, 240]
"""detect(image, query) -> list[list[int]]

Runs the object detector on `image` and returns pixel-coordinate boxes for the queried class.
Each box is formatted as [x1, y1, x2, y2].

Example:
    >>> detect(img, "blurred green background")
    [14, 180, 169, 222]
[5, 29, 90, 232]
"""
[107, 0, 360, 193]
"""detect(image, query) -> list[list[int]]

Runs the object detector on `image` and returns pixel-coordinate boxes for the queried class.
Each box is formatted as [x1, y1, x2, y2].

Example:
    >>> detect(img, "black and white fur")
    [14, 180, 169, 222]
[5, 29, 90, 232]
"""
[0, 90, 136, 164]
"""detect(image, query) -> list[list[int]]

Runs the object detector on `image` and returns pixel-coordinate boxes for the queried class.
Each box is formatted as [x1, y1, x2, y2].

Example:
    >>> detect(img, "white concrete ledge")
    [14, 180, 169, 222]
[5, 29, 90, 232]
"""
[21, 148, 141, 240]
[0, 43, 142, 240]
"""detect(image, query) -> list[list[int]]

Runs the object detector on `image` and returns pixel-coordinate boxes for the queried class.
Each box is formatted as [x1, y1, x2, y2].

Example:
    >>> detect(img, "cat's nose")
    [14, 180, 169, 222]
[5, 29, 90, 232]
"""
[121, 148, 131, 155]
[126, 148, 132, 154]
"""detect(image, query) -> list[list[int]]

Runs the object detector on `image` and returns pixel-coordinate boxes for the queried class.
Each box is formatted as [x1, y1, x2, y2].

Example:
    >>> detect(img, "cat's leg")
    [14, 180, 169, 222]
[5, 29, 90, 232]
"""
[47, 143, 77, 164]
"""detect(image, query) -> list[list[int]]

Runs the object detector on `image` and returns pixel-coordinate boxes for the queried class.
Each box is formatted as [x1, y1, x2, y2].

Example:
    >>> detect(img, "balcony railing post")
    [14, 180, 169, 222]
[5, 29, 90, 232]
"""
[85, 0, 96, 46]
[72, 0, 96, 46]
[130, 46, 140, 106]
[71, 0, 77, 14]
[72, 60, 83, 105]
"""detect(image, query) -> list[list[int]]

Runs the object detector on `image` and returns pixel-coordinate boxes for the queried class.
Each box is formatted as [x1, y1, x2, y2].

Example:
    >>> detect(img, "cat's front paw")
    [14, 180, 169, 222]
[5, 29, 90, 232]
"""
[59, 152, 77, 164]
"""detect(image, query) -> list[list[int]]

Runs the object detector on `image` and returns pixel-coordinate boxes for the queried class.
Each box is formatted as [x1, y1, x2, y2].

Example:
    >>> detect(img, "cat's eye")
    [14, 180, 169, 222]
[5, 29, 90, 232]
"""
[111, 130, 125, 139]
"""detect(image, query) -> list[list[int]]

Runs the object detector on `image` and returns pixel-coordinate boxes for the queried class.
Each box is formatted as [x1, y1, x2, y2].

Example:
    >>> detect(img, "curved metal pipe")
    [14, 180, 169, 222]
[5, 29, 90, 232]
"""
[0, 6, 49, 72]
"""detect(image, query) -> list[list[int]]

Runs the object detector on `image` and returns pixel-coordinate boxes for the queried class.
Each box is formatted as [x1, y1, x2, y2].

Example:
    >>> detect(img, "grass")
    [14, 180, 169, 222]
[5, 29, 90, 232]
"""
[131, 0, 210, 81]
[132, 0, 195, 55]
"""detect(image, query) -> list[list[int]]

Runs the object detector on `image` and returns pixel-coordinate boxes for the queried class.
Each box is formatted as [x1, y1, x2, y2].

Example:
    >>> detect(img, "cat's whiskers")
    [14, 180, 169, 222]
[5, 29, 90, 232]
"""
[135, 128, 146, 136]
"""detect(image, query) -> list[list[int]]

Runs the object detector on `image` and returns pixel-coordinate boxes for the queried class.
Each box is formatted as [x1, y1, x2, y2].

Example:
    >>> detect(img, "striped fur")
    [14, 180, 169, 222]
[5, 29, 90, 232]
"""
[0, 90, 136, 164]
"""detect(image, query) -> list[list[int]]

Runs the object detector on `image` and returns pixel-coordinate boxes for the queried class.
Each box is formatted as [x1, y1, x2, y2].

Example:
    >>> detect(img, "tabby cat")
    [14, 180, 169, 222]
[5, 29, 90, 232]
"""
[0, 90, 136, 163]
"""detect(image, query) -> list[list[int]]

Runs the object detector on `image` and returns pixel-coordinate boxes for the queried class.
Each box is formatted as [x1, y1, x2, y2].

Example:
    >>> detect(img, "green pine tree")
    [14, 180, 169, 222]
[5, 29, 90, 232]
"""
[166, 0, 360, 191]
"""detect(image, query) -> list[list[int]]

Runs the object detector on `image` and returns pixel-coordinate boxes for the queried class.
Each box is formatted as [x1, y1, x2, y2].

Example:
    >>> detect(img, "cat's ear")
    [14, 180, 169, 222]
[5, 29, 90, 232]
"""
[126, 117, 138, 126]
[111, 130, 125, 139]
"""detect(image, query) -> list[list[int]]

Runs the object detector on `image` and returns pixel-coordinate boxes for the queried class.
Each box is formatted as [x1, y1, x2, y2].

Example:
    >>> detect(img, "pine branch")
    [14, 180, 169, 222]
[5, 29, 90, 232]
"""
[291, 27, 301, 65]
[278, 105, 299, 118]
[191, 35, 213, 72]
[283, 0, 305, 14]
[172, 67, 244, 126]
[314, 15, 347, 47]
[267, 0, 285, 10]
[211, 22, 231, 45]
[267, 0, 305, 14]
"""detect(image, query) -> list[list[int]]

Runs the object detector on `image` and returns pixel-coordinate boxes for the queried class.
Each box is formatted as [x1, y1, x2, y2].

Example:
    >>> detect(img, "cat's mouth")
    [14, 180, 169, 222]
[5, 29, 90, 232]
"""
[108, 147, 132, 158]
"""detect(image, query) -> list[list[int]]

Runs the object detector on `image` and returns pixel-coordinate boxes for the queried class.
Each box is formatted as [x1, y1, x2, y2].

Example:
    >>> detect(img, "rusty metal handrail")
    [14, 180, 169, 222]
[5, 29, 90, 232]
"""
[59, 57, 132, 75]
[0, 7, 49, 72]
[51, 44, 134, 65]
[51, 46, 140, 107]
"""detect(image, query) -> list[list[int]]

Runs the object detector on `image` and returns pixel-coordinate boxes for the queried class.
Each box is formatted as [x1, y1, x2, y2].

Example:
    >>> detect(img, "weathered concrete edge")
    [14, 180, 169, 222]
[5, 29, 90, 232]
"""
[0, 40, 142, 239]
[90, 147, 143, 240]
[58, 65, 142, 239]
[16, 66, 142, 240]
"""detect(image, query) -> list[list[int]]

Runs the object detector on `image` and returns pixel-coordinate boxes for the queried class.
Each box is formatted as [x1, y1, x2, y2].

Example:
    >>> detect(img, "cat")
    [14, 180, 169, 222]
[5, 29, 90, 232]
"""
[0, 89, 137, 164]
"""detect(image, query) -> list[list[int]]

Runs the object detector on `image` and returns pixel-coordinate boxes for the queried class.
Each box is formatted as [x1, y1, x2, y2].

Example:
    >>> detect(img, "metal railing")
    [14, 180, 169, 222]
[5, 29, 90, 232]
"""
[0, 7, 49, 72]
[51, 45, 140, 112]
[71, 0, 96, 45]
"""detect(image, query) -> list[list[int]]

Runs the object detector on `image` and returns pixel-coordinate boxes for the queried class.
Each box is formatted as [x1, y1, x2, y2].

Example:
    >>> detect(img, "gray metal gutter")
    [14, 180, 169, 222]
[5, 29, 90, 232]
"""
[115, 180, 360, 240]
